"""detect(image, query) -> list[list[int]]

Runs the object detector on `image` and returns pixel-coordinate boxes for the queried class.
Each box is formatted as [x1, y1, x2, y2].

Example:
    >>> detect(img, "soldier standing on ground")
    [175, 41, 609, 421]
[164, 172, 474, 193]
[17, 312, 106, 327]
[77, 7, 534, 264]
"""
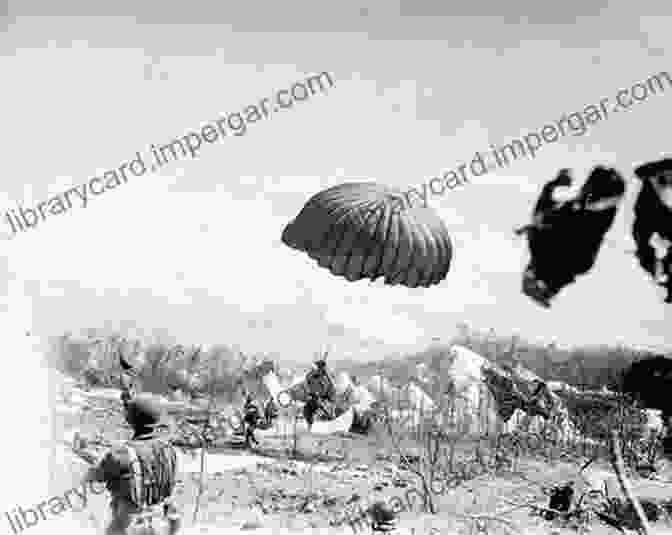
[77, 393, 180, 535]
[243, 393, 261, 448]
[304, 356, 337, 422]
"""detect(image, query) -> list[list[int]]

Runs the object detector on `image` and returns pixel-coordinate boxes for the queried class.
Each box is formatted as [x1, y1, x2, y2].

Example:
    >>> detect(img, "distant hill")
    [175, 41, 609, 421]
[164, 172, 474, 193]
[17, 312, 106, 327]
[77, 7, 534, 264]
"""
[50, 326, 666, 400]
[336, 327, 666, 392]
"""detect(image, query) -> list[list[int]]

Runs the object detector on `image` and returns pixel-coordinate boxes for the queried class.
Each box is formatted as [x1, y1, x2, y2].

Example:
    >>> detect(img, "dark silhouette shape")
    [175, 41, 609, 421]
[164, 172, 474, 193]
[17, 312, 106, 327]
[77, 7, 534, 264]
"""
[303, 397, 316, 428]
[350, 409, 374, 434]
[263, 397, 278, 425]
[621, 356, 672, 418]
[238, 395, 279, 448]
[84, 393, 179, 534]
[303, 353, 338, 428]
[633, 158, 672, 303]
[120, 353, 134, 372]
[305, 355, 336, 402]
[518, 166, 626, 307]
[303, 393, 325, 428]
[622, 355, 672, 459]
[597, 498, 660, 531]
[121, 388, 133, 406]
[119, 353, 136, 406]
[124, 395, 163, 440]
[515, 168, 573, 238]
[368, 501, 397, 532]
[481, 359, 556, 422]
[545, 483, 574, 520]
[243, 394, 261, 447]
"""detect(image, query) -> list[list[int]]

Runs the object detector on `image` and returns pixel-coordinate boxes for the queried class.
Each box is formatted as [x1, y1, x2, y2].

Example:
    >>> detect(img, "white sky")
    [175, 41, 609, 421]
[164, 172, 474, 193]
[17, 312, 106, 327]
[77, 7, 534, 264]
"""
[1, 0, 671, 368]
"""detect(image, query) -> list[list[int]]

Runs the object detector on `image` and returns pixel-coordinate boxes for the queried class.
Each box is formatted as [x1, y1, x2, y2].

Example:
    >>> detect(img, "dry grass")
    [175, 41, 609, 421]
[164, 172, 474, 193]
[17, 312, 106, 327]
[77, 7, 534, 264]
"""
[57, 380, 672, 535]
[48, 334, 275, 403]
[51, 332, 670, 534]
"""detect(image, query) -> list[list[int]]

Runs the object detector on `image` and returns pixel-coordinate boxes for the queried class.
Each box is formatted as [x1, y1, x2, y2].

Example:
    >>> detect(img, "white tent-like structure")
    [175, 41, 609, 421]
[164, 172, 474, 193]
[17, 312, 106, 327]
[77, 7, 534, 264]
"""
[276, 367, 294, 386]
[402, 382, 436, 411]
[334, 371, 352, 394]
[261, 369, 284, 403]
[366, 375, 395, 399]
[436, 345, 581, 440]
[364, 374, 438, 428]
[415, 362, 439, 386]
[334, 371, 375, 410]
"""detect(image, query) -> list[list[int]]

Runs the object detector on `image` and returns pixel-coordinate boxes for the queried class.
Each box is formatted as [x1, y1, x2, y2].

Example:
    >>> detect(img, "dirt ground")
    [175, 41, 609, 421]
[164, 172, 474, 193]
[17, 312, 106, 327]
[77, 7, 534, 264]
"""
[52, 387, 672, 535]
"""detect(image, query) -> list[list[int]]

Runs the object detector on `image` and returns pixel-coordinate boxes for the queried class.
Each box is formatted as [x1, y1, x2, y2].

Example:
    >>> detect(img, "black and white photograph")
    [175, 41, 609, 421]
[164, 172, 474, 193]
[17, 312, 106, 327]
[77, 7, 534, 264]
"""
[1, 1, 671, 534]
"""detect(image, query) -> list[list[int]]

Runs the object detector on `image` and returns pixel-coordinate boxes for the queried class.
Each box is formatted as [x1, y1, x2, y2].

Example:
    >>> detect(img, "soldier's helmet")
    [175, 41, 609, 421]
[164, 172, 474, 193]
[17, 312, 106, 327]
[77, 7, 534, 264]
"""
[124, 394, 162, 438]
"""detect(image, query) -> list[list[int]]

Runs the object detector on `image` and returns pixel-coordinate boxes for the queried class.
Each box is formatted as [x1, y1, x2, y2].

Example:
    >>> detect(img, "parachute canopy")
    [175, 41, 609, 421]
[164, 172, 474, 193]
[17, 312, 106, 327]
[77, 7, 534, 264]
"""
[516, 166, 626, 307]
[281, 182, 453, 288]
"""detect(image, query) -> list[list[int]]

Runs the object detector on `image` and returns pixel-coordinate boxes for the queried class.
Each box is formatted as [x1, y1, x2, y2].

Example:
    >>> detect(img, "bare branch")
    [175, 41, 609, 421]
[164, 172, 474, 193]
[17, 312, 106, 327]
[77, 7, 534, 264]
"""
[610, 430, 652, 535]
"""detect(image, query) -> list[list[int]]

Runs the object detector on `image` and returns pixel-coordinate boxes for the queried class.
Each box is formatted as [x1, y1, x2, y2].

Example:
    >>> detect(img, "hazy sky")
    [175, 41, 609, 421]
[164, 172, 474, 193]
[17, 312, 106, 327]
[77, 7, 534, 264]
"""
[1, 0, 670, 364]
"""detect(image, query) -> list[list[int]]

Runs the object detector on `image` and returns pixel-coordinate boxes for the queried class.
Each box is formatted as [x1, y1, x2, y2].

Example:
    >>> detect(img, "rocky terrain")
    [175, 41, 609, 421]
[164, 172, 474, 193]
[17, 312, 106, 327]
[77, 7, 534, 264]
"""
[51, 378, 672, 535]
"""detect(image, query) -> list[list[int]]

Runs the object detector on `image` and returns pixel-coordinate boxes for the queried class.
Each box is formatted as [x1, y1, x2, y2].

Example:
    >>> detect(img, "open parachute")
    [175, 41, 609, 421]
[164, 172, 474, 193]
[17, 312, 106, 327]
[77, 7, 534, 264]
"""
[281, 182, 453, 288]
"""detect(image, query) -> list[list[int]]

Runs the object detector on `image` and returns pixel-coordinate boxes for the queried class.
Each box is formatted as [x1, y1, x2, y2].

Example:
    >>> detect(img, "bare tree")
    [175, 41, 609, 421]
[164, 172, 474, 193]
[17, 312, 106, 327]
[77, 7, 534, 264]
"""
[380, 384, 444, 514]
[610, 430, 652, 535]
